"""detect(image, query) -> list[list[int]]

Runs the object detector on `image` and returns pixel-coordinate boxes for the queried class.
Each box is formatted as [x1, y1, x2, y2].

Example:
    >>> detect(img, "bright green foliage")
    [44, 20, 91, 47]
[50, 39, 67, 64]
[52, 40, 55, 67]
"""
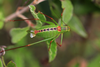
[7, 61, 16, 67]
[10, 27, 29, 43]
[29, 5, 46, 28]
[47, 40, 57, 62]
[0, 59, 3, 67]
[0, 12, 4, 29]
[37, 12, 46, 22]
[87, 54, 100, 67]
[61, 0, 73, 24]
[68, 16, 87, 38]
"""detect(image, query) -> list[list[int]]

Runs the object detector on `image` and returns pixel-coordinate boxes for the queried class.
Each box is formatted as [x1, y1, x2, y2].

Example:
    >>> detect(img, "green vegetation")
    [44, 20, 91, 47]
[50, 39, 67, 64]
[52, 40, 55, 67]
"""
[0, 0, 100, 67]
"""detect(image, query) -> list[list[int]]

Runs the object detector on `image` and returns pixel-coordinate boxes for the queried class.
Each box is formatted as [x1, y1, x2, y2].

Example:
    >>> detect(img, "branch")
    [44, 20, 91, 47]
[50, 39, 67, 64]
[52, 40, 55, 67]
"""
[16, 13, 35, 28]
[4, 0, 45, 22]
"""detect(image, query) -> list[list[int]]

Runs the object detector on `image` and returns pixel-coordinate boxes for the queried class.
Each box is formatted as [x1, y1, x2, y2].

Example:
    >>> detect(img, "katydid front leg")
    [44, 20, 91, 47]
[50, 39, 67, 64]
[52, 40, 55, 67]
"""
[55, 33, 63, 47]
[48, 34, 60, 51]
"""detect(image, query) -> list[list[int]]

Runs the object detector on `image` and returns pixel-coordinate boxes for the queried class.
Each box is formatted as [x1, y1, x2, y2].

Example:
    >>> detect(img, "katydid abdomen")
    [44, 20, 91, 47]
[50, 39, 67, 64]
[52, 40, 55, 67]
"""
[33, 25, 59, 38]
[36, 30, 58, 38]
[31, 25, 70, 38]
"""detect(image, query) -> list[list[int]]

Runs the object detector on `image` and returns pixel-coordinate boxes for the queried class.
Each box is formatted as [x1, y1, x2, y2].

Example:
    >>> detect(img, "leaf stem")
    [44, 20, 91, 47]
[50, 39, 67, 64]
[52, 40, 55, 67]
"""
[1, 57, 7, 67]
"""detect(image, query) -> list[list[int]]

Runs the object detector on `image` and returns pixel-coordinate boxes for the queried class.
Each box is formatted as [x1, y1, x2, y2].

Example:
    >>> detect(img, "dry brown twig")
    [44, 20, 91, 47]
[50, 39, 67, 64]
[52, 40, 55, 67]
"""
[16, 13, 35, 28]
[5, 0, 45, 23]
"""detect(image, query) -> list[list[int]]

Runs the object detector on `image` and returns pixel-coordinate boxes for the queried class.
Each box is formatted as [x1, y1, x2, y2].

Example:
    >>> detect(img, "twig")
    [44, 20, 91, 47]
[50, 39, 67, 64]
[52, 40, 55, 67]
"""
[16, 12, 35, 28]
[5, 0, 45, 22]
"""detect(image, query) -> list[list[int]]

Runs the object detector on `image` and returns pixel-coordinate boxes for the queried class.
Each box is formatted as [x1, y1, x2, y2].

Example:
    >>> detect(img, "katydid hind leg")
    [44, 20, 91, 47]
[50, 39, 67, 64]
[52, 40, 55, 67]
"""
[1, 37, 54, 52]
[30, 37, 55, 46]
[60, 33, 63, 46]
[48, 40, 52, 51]
[56, 33, 63, 47]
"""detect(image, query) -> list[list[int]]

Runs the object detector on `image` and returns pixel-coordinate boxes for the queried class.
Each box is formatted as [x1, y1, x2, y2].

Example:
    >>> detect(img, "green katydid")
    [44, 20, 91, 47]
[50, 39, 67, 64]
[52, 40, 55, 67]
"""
[0, 5, 70, 62]
[29, 7, 70, 50]
[0, 5, 70, 58]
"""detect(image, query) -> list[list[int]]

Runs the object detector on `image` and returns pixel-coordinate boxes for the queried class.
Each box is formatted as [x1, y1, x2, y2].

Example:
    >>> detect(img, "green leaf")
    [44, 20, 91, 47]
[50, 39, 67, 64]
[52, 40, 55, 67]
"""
[12, 52, 24, 67]
[87, 54, 100, 67]
[68, 16, 87, 38]
[37, 12, 46, 22]
[61, 0, 73, 24]
[7, 61, 16, 67]
[29, 5, 46, 28]
[47, 40, 57, 62]
[0, 12, 4, 29]
[10, 27, 29, 43]
[0, 59, 3, 67]
[12, 38, 27, 67]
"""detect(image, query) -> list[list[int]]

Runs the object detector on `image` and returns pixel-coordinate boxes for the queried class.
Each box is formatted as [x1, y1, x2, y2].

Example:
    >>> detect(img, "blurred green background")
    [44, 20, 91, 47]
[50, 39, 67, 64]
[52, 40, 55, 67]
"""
[0, 0, 100, 67]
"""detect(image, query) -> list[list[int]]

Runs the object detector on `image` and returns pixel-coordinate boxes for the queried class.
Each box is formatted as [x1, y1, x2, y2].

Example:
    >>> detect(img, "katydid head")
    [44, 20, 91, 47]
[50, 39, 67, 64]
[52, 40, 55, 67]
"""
[30, 30, 36, 38]
[61, 26, 70, 33]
